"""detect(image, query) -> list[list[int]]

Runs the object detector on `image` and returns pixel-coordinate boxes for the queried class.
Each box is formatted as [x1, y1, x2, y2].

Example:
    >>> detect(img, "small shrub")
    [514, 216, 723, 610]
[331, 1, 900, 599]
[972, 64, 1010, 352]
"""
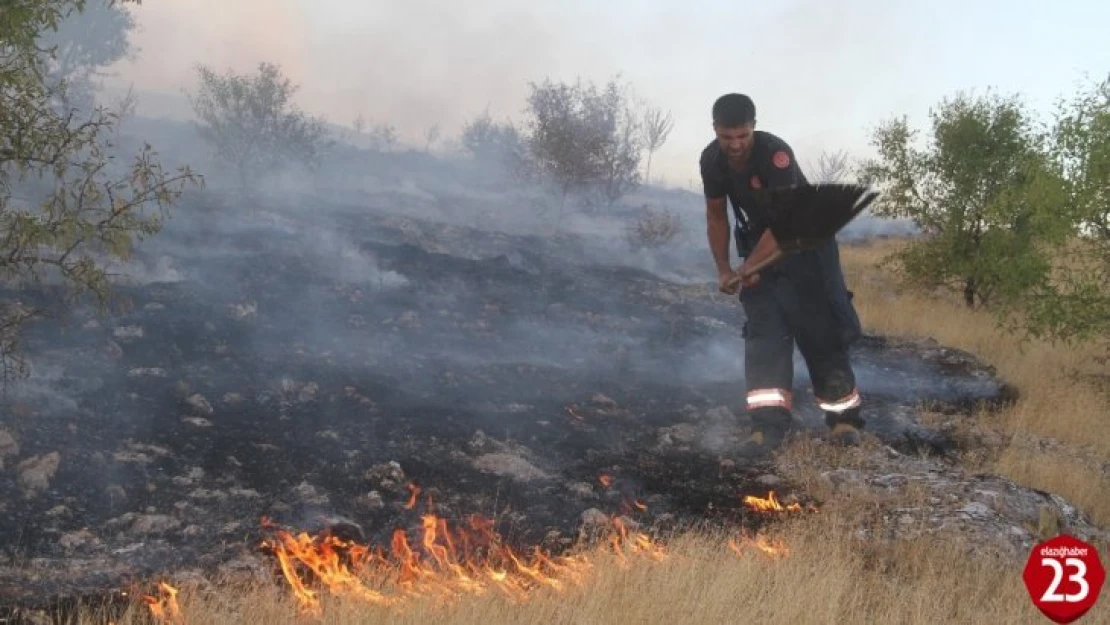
[625, 205, 683, 251]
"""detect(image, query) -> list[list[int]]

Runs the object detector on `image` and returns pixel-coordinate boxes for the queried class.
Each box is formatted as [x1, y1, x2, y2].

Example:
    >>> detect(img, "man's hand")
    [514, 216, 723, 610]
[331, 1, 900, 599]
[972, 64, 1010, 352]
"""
[718, 269, 759, 295]
[718, 269, 739, 294]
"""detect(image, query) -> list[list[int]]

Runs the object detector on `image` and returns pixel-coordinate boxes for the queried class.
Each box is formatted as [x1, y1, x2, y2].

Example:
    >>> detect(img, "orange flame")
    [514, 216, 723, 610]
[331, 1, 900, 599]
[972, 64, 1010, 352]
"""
[260, 506, 668, 615]
[142, 582, 182, 624]
[742, 491, 805, 513]
[404, 483, 421, 510]
[728, 533, 791, 559]
[246, 485, 804, 617]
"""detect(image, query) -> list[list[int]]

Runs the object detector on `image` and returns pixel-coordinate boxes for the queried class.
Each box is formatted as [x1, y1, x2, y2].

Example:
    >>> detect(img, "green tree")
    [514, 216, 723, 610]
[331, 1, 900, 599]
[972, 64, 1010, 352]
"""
[523, 76, 643, 206]
[858, 90, 1063, 309]
[35, 0, 137, 112]
[1020, 74, 1110, 343]
[187, 62, 330, 189]
[1, 0, 201, 380]
[1051, 74, 1110, 266]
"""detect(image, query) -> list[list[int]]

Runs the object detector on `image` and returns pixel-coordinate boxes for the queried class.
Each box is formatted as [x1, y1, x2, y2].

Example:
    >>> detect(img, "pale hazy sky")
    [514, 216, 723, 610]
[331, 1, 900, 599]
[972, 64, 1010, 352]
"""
[104, 0, 1109, 190]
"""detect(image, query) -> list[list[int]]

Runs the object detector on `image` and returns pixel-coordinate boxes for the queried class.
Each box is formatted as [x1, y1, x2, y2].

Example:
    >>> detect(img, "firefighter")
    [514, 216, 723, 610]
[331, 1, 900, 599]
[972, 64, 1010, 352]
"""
[699, 93, 865, 455]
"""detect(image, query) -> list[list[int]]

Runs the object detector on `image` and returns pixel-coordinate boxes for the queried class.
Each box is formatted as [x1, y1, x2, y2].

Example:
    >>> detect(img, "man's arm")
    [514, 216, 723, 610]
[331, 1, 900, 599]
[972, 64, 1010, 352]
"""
[706, 196, 733, 275]
[700, 150, 734, 274]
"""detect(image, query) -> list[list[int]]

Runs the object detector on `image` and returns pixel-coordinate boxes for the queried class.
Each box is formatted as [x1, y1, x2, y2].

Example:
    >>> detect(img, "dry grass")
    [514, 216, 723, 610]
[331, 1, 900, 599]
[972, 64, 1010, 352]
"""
[840, 238, 1110, 525]
[82, 514, 1066, 625]
[64, 236, 1110, 625]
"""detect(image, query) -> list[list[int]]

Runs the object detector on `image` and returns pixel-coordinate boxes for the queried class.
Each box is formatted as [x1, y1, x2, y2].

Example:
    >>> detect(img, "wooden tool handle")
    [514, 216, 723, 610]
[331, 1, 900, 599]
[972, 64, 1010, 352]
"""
[726, 248, 786, 289]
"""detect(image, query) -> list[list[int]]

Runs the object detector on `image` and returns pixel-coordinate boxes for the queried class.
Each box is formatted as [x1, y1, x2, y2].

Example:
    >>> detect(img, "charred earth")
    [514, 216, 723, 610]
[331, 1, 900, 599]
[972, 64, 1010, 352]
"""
[0, 189, 1013, 611]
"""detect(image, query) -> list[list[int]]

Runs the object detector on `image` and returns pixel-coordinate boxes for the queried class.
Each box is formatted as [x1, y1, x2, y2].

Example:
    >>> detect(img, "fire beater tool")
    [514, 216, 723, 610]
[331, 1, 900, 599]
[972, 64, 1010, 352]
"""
[728, 183, 880, 289]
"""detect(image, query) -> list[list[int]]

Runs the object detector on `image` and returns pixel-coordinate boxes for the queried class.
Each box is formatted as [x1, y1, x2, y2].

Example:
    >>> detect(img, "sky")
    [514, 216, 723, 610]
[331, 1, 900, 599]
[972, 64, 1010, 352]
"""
[102, 0, 1110, 191]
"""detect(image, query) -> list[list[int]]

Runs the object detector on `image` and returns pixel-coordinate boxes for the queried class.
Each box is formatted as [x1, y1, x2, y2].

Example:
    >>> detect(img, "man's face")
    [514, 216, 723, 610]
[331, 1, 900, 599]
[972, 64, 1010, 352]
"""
[715, 122, 755, 164]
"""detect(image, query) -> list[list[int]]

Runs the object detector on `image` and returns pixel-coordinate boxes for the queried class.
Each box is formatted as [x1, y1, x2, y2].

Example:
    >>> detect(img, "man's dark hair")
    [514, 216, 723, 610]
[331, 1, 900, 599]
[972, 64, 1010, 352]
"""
[712, 93, 756, 127]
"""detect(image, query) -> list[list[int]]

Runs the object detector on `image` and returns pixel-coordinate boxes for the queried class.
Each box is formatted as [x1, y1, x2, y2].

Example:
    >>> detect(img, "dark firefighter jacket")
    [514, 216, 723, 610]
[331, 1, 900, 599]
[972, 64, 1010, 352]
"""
[699, 130, 863, 348]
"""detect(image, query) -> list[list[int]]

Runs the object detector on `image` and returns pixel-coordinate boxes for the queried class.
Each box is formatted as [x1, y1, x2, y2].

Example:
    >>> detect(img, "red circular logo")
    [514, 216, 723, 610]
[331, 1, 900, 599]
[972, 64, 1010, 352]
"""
[772, 150, 791, 169]
[1022, 535, 1105, 623]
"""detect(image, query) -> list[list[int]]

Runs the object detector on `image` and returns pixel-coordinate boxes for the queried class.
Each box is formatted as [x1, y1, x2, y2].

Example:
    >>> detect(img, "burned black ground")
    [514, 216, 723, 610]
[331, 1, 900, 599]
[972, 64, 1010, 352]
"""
[0, 193, 1007, 609]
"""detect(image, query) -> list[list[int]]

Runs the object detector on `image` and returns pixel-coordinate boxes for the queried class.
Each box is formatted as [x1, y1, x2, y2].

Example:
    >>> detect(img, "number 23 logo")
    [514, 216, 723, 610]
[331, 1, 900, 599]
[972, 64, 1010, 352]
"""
[1041, 557, 1090, 603]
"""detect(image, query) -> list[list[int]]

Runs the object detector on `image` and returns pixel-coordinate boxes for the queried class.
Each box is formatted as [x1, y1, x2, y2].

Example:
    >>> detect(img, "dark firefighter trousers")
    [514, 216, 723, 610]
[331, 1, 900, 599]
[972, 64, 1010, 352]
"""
[738, 247, 864, 431]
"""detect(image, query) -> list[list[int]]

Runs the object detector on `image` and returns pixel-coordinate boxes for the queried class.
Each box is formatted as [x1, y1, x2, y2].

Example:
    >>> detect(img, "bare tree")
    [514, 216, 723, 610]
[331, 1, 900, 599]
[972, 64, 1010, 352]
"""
[370, 123, 398, 152]
[809, 149, 853, 183]
[641, 106, 674, 184]
[424, 123, 441, 153]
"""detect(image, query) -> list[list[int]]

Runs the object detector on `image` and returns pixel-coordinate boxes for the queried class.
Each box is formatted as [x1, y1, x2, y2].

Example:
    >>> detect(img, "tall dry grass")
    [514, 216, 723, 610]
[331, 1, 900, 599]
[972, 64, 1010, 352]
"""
[82, 514, 1063, 625]
[840, 238, 1110, 525]
[64, 237, 1109, 625]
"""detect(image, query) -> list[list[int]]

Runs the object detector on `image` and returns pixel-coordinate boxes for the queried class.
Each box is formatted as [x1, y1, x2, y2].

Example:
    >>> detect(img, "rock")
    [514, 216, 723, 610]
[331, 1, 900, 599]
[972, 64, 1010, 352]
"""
[292, 481, 329, 505]
[472, 452, 549, 482]
[229, 488, 260, 499]
[356, 491, 385, 511]
[959, 502, 993, 521]
[590, 393, 617, 408]
[217, 554, 270, 586]
[113, 325, 144, 340]
[870, 474, 909, 490]
[579, 508, 610, 529]
[183, 417, 213, 428]
[229, 301, 257, 319]
[128, 368, 167, 378]
[128, 514, 181, 536]
[468, 430, 498, 454]
[59, 529, 100, 551]
[171, 467, 205, 486]
[785, 446, 1110, 559]
[566, 481, 596, 499]
[186, 394, 214, 415]
[189, 488, 229, 502]
[365, 461, 406, 490]
[18, 452, 60, 496]
[656, 423, 699, 450]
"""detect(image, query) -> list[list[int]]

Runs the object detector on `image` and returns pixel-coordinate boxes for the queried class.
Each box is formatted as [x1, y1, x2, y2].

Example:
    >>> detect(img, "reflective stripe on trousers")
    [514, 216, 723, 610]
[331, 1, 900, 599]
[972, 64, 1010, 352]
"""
[746, 388, 793, 410]
[817, 388, 861, 413]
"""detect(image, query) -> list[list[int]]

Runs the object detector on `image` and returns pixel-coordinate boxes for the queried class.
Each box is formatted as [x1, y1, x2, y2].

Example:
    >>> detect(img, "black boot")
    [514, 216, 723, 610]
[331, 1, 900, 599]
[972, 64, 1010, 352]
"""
[738, 407, 794, 457]
[824, 406, 864, 447]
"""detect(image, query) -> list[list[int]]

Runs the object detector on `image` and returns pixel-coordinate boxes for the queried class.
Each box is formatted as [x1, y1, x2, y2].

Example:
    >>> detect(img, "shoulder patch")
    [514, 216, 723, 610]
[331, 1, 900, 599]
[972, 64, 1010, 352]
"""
[772, 150, 791, 169]
[750, 175, 762, 189]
